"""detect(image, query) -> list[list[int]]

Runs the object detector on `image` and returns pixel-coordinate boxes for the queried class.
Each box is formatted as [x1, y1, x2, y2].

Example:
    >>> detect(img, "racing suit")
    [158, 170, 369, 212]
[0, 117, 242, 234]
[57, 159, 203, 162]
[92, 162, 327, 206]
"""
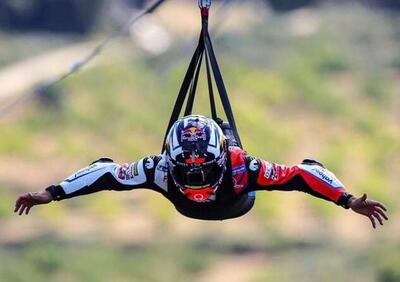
[45, 147, 354, 220]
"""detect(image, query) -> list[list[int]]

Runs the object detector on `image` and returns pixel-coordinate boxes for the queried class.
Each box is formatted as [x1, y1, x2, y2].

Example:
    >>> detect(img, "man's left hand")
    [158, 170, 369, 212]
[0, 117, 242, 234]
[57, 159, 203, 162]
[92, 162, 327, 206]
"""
[348, 193, 388, 229]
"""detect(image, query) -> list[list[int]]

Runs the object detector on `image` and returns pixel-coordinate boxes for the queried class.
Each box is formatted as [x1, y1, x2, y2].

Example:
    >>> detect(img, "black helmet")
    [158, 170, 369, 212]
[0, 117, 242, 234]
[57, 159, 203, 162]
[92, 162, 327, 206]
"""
[165, 115, 227, 202]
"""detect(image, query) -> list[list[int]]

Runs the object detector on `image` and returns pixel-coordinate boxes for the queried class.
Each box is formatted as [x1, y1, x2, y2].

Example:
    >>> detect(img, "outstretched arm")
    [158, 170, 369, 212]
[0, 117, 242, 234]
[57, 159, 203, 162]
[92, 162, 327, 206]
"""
[247, 158, 388, 228]
[14, 156, 162, 215]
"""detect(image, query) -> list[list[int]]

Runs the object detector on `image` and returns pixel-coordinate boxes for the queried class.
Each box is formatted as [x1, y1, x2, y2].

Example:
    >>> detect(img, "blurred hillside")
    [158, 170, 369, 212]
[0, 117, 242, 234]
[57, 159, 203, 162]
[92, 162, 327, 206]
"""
[0, 1, 399, 282]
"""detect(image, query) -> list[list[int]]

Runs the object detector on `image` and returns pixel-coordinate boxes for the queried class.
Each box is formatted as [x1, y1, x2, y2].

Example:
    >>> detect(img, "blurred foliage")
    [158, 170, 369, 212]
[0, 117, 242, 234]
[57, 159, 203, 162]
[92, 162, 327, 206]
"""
[0, 187, 13, 218]
[0, 0, 103, 33]
[0, 237, 213, 282]
[373, 245, 400, 282]
[0, 236, 398, 282]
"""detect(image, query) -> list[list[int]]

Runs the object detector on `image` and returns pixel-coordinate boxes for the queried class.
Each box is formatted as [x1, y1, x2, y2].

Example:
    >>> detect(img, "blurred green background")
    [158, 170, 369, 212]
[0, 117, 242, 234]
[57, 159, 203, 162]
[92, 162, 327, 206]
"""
[0, 1, 399, 281]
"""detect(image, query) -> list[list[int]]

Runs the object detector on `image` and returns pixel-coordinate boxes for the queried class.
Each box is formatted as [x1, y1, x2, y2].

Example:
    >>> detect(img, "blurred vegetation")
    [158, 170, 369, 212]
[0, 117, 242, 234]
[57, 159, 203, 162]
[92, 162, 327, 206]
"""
[0, 0, 103, 33]
[0, 2, 399, 282]
[0, 237, 399, 282]
[0, 237, 213, 282]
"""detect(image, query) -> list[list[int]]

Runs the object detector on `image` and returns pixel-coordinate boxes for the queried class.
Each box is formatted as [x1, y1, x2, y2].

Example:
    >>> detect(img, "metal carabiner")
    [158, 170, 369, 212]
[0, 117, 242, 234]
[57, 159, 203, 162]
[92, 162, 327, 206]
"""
[198, 0, 211, 9]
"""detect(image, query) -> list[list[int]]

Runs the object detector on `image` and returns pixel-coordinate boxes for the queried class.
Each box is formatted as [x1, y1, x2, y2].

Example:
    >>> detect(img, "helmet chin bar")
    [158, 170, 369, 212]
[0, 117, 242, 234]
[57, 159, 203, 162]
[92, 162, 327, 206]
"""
[183, 186, 216, 203]
[172, 164, 226, 203]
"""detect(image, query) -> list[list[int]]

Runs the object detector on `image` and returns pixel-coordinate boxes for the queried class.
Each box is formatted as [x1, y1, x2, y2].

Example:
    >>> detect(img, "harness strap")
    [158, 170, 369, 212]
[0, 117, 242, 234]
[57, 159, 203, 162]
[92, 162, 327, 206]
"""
[203, 29, 242, 148]
[162, 2, 242, 151]
[205, 51, 218, 121]
[162, 34, 204, 151]
[185, 46, 204, 116]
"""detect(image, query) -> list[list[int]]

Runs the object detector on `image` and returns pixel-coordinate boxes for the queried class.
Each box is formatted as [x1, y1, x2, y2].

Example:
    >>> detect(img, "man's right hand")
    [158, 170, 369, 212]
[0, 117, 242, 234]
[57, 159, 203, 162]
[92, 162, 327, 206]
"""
[14, 191, 53, 215]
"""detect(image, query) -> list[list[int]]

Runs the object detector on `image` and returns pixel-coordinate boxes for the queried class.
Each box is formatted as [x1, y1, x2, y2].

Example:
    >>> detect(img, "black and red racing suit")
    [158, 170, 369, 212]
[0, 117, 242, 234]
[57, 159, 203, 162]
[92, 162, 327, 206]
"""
[46, 146, 353, 220]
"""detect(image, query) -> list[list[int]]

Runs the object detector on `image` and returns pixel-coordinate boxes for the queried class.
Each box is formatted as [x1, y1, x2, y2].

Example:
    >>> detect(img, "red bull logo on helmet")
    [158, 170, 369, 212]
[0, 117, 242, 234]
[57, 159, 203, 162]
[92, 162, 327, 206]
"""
[181, 127, 207, 142]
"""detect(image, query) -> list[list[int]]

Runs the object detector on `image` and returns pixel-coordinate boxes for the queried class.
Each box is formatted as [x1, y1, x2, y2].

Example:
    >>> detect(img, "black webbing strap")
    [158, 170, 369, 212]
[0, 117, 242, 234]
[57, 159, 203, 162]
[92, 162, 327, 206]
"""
[203, 29, 242, 147]
[184, 47, 204, 116]
[162, 5, 242, 151]
[162, 34, 204, 150]
[205, 51, 218, 121]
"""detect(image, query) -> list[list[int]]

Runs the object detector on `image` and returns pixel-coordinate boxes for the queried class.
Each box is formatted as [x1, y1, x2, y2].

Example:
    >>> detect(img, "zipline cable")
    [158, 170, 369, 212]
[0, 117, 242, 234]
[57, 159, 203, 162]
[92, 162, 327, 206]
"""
[0, 0, 167, 119]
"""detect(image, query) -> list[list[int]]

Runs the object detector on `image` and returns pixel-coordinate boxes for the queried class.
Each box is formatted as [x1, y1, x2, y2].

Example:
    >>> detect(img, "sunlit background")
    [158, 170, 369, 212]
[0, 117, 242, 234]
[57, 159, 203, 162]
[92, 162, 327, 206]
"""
[0, 0, 399, 281]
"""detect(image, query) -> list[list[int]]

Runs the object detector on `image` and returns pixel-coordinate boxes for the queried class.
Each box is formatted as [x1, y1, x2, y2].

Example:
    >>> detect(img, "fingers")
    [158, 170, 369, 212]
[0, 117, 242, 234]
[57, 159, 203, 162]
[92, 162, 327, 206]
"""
[16, 203, 24, 215]
[18, 201, 29, 216]
[14, 195, 32, 216]
[368, 208, 388, 228]
[14, 199, 22, 213]
[374, 207, 388, 221]
[14, 197, 26, 214]
[19, 203, 34, 215]
[372, 202, 387, 212]
[25, 205, 31, 215]
[368, 214, 376, 229]
[366, 199, 389, 228]
[14, 194, 28, 212]
[18, 204, 26, 216]
[372, 211, 384, 226]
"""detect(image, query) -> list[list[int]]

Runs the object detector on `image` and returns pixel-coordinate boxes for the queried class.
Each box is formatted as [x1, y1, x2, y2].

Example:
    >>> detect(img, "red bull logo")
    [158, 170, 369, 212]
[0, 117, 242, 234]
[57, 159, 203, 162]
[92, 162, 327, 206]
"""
[181, 127, 207, 142]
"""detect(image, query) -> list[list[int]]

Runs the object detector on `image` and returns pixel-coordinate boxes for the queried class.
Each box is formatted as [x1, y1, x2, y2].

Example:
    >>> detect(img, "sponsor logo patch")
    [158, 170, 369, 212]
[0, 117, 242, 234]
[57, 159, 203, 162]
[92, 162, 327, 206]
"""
[117, 163, 130, 180]
[264, 162, 277, 180]
[145, 158, 154, 169]
[249, 159, 259, 171]
[312, 167, 333, 185]
[181, 127, 207, 142]
[297, 164, 344, 189]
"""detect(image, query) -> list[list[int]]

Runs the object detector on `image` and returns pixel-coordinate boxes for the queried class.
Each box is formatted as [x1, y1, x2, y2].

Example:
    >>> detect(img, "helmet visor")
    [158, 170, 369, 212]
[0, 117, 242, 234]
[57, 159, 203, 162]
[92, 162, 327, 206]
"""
[171, 161, 225, 189]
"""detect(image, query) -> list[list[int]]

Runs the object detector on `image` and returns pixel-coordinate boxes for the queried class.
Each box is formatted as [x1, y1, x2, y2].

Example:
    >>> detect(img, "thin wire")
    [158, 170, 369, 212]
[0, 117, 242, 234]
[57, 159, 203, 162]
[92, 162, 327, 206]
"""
[0, 0, 166, 118]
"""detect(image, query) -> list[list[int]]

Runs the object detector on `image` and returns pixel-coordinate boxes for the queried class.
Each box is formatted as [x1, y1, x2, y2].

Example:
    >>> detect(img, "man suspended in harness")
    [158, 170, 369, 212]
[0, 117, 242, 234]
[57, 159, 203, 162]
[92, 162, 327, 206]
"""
[14, 1, 388, 227]
[15, 114, 387, 227]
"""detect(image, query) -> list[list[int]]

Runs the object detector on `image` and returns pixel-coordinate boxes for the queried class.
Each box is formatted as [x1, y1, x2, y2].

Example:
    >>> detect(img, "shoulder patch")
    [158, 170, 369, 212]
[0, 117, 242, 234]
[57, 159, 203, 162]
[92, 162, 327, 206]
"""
[145, 157, 154, 169]
[113, 159, 147, 185]
[249, 159, 260, 171]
